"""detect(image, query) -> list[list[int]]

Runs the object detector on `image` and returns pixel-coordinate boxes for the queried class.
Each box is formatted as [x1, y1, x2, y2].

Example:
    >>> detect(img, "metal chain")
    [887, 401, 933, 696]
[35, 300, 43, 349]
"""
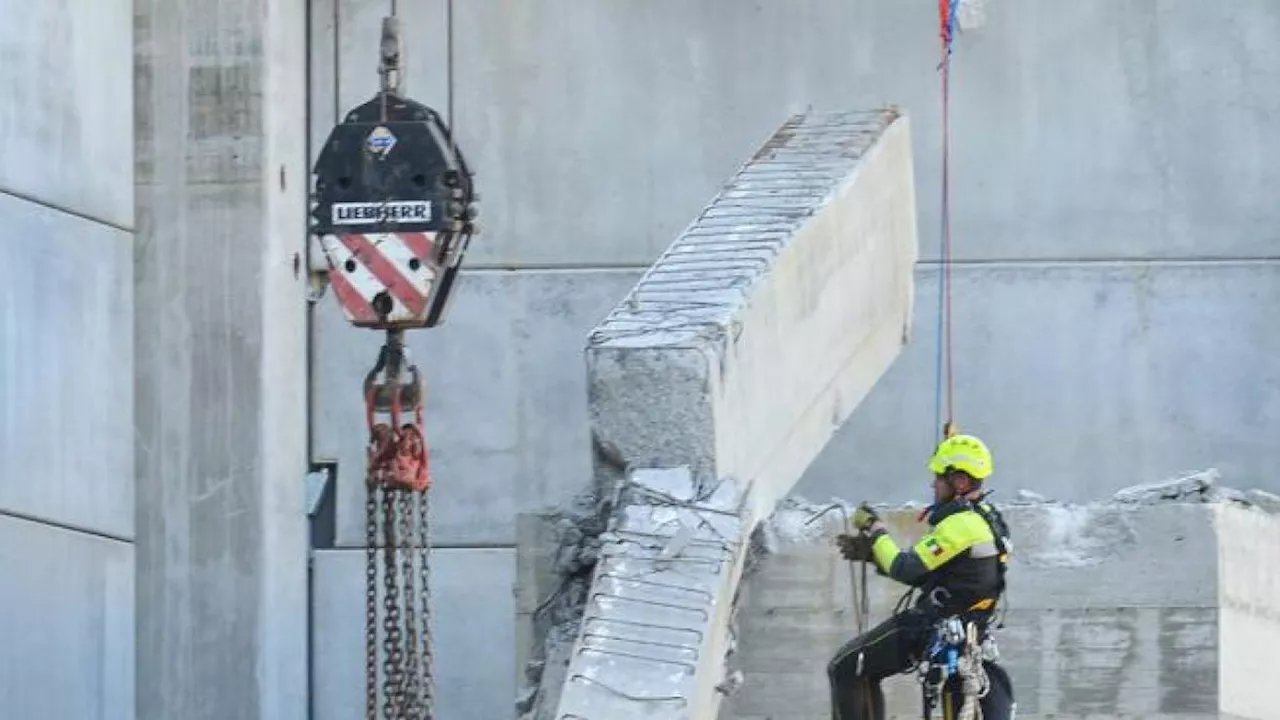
[417, 489, 435, 720]
[365, 484, 380, 719]
[382, 488, 405, 717]
[398, 489, 421, 716]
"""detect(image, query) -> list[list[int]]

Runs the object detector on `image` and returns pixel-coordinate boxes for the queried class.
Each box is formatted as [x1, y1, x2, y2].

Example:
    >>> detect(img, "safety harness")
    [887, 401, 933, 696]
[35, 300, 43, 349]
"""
[970, 498, 1011, 596]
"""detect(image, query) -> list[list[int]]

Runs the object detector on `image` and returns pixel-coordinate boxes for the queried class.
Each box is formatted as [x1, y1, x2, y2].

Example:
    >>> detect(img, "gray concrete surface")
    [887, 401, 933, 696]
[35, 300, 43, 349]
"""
[133, 0, 310, 718]
[0, 515, 135, 720]
[717, 499, 1273, 719]
[0, 0, 135, 229]
[310, 548, 517, 720]
[0, 193, 134, 539]
[803, 259, 1280, 505]
[0, 0, 135, 716]
[448, 0, 1280, 267]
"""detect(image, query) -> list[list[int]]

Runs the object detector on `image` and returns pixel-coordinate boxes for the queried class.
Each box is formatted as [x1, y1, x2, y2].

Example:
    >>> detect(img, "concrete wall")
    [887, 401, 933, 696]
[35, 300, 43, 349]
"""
[134, 0, 310, 718]
[719, 501, 1264, 719]
[310, 548, 518, 720]
[307, 0, 1280, 715]
[0, 0, 136, 716]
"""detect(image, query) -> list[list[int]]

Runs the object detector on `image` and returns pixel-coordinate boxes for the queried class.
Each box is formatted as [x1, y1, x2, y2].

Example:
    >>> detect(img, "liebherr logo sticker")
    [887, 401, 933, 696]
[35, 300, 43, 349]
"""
[332, 201, 431, 225]
[366, 125, 397, 155]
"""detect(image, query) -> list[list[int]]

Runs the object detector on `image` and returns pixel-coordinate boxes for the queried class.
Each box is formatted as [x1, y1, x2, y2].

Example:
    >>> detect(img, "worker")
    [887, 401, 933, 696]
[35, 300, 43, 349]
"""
[826, 433, 1016, 720]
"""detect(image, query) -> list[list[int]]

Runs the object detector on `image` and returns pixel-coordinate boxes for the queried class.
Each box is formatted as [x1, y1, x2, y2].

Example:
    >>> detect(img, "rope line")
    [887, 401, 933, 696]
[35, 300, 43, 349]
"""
[933, 0, 961, 444]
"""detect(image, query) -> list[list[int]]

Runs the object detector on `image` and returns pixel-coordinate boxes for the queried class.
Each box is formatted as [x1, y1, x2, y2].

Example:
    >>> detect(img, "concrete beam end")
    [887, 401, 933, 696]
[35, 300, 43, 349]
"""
[585, 108, 919, 509]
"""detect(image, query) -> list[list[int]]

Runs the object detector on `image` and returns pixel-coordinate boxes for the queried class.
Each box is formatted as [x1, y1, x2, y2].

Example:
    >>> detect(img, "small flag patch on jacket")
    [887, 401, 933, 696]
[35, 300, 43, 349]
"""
[924, 538, 944, 556]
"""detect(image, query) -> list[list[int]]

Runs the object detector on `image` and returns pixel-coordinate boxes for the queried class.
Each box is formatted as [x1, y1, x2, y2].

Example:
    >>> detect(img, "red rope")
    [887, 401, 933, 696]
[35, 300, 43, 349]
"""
[938, 0, 957, 434]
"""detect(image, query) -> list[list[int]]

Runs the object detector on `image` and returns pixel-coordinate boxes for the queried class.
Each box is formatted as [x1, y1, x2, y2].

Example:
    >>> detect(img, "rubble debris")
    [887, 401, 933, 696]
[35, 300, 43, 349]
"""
[1014, 489, 1049, 503]
[1108, 468, 1277, 513]
[1112, 469, 1225, 504]
[517, 495, 608, 720]
[1245, 489, 1280, 514]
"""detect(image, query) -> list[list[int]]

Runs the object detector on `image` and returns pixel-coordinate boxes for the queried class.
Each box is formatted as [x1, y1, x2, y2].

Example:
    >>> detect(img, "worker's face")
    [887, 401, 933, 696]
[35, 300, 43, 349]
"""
[933, 474, 954, 503]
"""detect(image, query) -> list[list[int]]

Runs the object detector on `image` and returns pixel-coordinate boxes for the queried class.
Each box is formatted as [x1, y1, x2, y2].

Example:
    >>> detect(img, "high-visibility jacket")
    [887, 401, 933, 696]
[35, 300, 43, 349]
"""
[868, 498, 1011, 615]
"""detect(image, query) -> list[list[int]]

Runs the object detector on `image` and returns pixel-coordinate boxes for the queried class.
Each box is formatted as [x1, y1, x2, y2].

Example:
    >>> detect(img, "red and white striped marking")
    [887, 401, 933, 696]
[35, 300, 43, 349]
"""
[319, 232, 440, 325]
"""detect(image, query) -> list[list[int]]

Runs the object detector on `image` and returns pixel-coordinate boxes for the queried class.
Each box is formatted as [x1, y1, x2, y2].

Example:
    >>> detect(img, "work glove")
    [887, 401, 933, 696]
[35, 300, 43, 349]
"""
[835, 532, 876, 563]
[852, 503, 885, 534]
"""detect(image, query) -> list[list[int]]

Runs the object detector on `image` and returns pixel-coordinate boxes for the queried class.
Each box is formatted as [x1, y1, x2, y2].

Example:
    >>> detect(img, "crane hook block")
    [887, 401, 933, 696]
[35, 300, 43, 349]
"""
[310, 92, 478, 330]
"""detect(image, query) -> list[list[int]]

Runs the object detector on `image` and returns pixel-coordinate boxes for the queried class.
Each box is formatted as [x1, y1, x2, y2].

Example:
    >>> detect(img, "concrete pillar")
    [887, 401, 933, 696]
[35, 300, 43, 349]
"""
[133, 1, 309, 717]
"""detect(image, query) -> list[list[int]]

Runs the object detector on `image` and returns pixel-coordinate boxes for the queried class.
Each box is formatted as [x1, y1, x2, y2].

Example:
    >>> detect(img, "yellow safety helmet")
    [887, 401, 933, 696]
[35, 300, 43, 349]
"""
[928, 433, 994, 481]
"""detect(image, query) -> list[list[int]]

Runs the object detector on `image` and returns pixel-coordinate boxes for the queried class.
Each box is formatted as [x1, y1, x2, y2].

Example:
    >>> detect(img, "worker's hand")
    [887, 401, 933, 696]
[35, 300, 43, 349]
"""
[836, 533, 875, 563]
[852, 503, 884, 533]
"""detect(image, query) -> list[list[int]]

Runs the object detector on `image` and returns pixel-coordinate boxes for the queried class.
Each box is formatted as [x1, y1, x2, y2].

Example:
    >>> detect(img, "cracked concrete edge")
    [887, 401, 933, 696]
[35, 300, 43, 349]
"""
[550, 468, 747, 720]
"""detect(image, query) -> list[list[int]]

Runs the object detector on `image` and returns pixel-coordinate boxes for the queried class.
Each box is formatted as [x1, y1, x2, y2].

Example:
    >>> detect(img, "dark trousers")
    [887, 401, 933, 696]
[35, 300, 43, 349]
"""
[827, 610, 1016, 720]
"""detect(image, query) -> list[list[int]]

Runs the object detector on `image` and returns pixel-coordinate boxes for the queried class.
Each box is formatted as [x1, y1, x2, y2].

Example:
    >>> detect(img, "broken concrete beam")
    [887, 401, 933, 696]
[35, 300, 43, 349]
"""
[555, 468, 744, 720]
[721, 497, 1280, 720]
[586, 107, 918, 521]
[550, 109, 918, 720]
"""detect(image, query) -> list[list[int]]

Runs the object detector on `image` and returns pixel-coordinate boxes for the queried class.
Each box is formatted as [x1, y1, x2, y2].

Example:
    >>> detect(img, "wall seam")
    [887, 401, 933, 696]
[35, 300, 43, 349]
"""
[0, 508, 134, 545]
[0, 188, 134, 233]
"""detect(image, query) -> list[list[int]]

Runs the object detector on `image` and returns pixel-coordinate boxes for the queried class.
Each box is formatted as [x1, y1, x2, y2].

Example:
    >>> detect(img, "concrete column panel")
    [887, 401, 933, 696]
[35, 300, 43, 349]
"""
[310, 547, 518, 720]
[313, 268, 640, 547]
[0, 515, 134, 720]
[799, 260, 1280, 505]
[450, 0, 1280, 267]
[0, 194, 133, 539]
[133, 0, 310, 717]
[0, 0, 134, 228]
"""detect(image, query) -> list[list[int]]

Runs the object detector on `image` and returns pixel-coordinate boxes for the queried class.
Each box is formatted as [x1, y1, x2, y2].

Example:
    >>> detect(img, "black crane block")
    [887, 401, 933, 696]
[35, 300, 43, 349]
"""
[310, 92, 476, 237]
[309, 92, 479, 330]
